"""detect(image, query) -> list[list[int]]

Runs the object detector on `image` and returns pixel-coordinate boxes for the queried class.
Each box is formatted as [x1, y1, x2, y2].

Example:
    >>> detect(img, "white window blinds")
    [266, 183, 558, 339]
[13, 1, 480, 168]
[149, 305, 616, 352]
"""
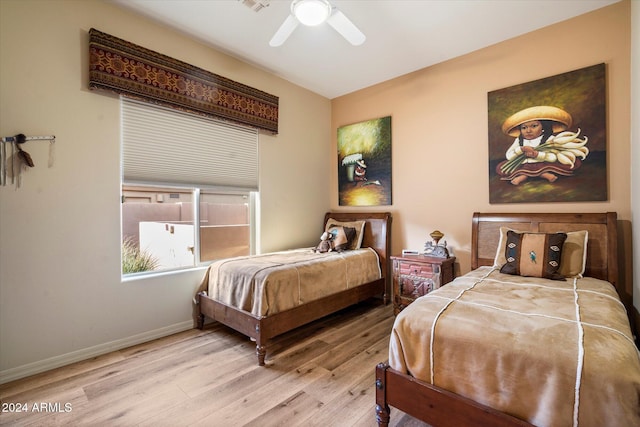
[122, 97, 259, 190]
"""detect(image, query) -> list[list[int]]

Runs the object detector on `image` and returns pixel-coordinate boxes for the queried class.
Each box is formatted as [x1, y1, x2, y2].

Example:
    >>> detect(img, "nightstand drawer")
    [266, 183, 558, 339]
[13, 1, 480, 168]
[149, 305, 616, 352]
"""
[398, 262, 440, 277]
[398, 274, 435, 298]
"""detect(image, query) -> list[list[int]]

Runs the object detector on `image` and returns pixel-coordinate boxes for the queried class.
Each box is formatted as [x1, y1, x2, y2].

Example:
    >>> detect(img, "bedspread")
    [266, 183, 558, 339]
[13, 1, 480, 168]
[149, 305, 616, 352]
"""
[198, 248, 381, 317]
[389, 266, 640, 427]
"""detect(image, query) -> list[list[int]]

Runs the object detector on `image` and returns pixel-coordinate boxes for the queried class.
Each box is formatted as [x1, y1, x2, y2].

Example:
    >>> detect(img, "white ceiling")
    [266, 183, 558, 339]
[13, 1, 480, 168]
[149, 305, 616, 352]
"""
[110, 0, 619, 99]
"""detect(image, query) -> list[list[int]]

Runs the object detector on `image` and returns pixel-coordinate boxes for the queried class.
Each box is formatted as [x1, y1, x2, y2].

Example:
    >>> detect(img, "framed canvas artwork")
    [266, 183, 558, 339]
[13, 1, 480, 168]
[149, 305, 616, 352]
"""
[337, 116, 392, 206]
[487, 63, 606, 203]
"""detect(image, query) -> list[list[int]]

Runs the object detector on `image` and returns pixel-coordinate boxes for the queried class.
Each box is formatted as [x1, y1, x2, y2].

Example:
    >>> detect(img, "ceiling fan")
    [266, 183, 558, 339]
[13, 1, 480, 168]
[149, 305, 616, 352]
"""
[269, 0, 366, 47]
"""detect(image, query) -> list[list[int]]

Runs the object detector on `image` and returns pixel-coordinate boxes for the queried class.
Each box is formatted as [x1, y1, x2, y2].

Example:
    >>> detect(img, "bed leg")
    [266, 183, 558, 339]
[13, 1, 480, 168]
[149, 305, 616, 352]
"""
[375, 362, 390, 426]
[195, 291, 206, 330]
[375, 403, 390, 426]
[256, 344, 266, 366]
[196, 313, 205, 330]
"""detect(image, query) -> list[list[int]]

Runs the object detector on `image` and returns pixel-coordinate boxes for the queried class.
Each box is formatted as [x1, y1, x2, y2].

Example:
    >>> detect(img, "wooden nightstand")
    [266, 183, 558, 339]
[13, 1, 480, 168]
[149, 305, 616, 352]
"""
[391, 255, 456, 314]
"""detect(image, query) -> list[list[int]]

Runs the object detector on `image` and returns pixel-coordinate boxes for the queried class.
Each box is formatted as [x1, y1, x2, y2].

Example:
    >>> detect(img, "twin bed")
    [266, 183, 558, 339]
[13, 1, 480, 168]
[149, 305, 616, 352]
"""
[194, 211, 392, 365]
[376, 212, 640, 427]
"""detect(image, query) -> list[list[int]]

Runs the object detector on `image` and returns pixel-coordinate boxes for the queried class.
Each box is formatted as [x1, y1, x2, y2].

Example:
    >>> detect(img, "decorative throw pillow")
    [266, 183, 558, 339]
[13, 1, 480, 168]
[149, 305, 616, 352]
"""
[327, 225, 356, 252]
[494, 227, 588, 278]
[500, 231, 567, 280]
[326, 219, 366, 250]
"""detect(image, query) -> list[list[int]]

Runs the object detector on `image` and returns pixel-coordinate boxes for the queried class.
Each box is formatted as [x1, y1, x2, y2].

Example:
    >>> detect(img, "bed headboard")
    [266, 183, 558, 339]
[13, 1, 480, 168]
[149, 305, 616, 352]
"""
[324, 211, 392, 291]
[471, 212, 626, 304]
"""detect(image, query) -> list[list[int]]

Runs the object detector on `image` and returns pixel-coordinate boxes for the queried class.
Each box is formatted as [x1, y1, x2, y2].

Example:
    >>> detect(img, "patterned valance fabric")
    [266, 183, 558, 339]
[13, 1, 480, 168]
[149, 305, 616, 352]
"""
[89, 28, 279, 134]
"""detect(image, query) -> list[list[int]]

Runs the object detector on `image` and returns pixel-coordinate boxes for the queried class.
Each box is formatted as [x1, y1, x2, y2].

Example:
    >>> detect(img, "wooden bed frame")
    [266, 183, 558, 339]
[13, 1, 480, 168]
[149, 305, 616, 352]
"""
[195, 211, 392, 366]
[375, 212, 626, 427]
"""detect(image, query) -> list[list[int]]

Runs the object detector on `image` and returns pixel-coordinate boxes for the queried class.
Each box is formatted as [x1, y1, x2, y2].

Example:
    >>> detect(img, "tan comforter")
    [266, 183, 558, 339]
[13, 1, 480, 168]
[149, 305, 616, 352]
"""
[197, 248, 381, 317]
[389, 266, 640, 427]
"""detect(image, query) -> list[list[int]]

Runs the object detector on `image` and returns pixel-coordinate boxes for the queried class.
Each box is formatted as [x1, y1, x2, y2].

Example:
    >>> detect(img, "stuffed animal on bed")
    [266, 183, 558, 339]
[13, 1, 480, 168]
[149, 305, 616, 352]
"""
[314, 231, 334, 253]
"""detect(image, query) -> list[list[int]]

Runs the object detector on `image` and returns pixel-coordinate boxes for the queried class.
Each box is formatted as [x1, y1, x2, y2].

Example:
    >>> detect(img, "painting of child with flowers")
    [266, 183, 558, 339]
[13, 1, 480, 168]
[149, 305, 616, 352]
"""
[488, 63, 606, 203]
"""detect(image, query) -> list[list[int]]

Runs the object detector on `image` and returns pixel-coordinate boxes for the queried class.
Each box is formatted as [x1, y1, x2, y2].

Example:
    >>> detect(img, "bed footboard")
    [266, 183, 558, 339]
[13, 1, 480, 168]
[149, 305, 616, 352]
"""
[375, 363, 533, 427]
[197, 279, 384, 365]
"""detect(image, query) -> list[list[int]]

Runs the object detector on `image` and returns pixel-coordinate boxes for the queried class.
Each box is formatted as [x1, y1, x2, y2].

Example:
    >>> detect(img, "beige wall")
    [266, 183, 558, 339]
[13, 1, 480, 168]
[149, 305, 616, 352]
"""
[0, 0, 330, 380]
[332, 2, 635, 306]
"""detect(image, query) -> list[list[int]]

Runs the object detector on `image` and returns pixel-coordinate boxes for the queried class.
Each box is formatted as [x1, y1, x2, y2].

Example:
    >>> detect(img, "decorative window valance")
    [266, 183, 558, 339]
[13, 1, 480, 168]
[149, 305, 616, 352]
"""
[88, 28, 279, 134]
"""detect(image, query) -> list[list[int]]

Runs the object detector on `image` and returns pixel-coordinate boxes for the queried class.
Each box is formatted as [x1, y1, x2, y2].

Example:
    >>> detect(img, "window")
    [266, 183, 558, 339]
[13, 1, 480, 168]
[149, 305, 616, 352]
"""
[121, 98, 258, 276]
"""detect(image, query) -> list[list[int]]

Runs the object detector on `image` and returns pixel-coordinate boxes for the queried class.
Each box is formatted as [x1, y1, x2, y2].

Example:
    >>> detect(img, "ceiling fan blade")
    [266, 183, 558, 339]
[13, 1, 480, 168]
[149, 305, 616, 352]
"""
[327, 9, 365, 46]
[269, 14, 299, 47]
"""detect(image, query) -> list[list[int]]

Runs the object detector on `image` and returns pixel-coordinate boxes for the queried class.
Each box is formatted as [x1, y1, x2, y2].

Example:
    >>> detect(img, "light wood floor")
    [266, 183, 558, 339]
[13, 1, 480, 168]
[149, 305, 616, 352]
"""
[0, 300, 428, 427]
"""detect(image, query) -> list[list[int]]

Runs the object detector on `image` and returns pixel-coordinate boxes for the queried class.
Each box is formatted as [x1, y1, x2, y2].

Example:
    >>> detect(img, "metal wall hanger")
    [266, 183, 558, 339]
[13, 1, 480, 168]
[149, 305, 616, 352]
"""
[1, 134, 56, 188]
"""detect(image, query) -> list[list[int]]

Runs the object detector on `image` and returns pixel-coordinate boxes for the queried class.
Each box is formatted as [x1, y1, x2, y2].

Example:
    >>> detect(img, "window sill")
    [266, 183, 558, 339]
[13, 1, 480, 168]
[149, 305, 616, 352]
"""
[121, 264, 210, 283]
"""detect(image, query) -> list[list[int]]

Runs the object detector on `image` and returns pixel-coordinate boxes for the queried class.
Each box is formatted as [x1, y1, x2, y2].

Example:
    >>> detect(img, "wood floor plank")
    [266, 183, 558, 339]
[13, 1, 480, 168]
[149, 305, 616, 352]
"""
[313, 315, 394, 371]
[300, 366, 377, 427]
[80, 334, 238, 401]
[172, 342, 259, 397]
[0, 351, 124, 399]
[137, 364, 283, 426]
[301, 332, 389, 406]
[194, 364, 331, 427]
[242, 390, 324, 427]
[138, 337, 335, 426]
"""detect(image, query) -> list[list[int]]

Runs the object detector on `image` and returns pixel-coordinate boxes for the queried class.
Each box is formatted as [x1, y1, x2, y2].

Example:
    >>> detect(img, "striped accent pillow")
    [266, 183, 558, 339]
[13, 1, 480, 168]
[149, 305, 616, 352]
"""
[500, 231, 567, 280]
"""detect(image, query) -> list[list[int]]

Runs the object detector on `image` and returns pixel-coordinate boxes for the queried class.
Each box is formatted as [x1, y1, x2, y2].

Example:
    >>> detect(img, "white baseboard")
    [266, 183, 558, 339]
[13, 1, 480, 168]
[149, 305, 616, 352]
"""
[0, 320, 193, 384]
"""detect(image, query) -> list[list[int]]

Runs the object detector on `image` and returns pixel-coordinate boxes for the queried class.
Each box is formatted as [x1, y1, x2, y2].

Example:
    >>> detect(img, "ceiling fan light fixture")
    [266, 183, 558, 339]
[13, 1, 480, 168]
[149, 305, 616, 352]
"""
[271, 0, 365, 47]
[292, 0, 331, 26]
